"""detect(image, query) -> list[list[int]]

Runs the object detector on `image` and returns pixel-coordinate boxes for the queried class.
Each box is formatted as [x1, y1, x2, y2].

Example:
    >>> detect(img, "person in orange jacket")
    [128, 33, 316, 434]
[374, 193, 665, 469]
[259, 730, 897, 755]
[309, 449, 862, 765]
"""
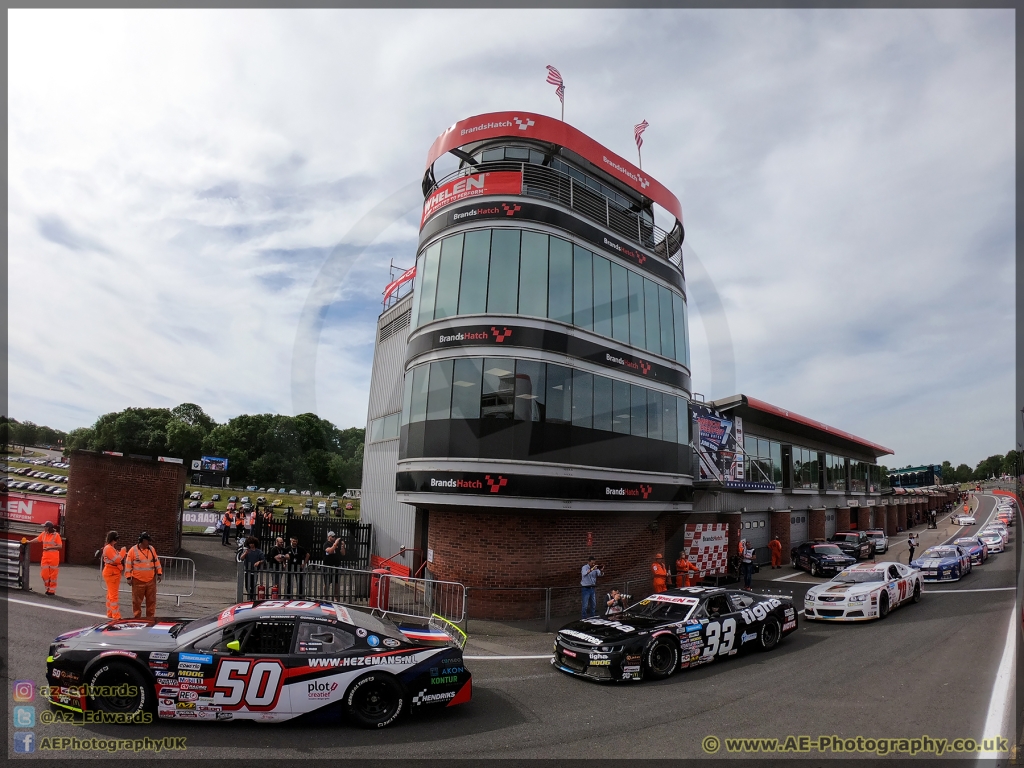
[100, 531, 128, 618]
[125, 532, 163, 618]
[651, 553, 668, 593]
[28, 521, 63, 595]
[768, 535, 783, 569]
[675, 552, 700, 587]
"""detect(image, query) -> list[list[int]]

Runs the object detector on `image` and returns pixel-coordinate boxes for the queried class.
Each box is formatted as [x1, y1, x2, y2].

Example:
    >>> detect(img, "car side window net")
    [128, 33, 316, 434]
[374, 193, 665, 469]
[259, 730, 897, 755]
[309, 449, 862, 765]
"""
[243, 620, 296, 655]
[727, 592, 755, 611]
[295, 621, 355, 654]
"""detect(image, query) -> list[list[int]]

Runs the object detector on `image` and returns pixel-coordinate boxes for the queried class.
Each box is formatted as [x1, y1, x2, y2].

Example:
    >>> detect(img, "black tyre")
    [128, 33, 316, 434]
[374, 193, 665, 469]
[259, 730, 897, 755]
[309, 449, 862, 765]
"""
[791, 555, 798, 569]
[810, 561, 819, 578]
[86, 661, 152, 717]
[878, 592, 890, 619]
[643, 638, 679, 680]
[758, 618, 781, 652]
[912, 582, 921, 603]
[345, 674, 406, 729]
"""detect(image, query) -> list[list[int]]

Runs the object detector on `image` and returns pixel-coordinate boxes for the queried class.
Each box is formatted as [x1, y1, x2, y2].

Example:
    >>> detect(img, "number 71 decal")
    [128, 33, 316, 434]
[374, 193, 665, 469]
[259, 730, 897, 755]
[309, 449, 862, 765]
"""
[212, 659, 285, 711]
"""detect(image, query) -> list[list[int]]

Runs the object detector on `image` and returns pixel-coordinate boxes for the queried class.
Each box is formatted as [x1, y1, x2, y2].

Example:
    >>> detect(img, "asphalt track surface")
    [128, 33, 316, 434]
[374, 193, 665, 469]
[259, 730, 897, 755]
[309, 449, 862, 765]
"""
[5, 493, 1018, 761]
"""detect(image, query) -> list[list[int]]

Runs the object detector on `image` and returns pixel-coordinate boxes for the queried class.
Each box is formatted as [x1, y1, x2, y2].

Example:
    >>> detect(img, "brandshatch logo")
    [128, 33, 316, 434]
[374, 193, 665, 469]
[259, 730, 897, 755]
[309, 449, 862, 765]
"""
[485, 475, 508, 493]
[502, 203, 521, 217]
[430, 478, 484, 490]
[439, 331, 488, 344]
[605, 352, 652, 376]
[601, 236, 646, 266]
[491, 327, 512, 343]
[513, 117, 535, 131]
[605, 484, 654, 499]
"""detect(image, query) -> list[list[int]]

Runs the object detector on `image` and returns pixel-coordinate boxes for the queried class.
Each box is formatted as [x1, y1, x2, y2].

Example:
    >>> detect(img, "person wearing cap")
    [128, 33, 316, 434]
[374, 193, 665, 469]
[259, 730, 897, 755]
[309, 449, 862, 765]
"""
[768, 535, 783, 569]
[675, 551, 699, 588]
[125, 532, 163, 618]
[580, 555, 603, 618]
[651, 553, 668, 593]
[101, 531, 128, 618]
[28, 521, 63, 596]
[323, 531, 346, 600]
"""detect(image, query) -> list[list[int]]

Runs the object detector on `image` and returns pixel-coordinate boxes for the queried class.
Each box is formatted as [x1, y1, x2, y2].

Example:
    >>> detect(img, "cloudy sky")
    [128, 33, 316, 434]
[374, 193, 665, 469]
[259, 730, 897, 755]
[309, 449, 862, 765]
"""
[8, 9, 1014, 468]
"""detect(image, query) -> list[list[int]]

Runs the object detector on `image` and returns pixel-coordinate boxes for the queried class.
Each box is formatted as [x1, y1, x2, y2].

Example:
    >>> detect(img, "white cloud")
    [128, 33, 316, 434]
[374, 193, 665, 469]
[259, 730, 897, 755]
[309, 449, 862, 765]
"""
[8, 9, 1014, 468]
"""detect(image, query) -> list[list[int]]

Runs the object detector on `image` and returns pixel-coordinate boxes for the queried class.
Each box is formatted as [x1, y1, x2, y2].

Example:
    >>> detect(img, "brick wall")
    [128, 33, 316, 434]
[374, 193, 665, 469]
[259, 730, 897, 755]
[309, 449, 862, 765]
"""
[836, 507, 851, 532]
[856, 507, 871, 531]
[808, 508, 825, 540]
[64, 451, 185, 565]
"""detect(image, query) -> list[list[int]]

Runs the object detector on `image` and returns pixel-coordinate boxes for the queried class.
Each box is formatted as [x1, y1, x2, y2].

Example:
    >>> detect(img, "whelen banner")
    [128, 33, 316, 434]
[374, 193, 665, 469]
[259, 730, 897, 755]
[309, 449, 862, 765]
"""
[421, 171, 523, 227]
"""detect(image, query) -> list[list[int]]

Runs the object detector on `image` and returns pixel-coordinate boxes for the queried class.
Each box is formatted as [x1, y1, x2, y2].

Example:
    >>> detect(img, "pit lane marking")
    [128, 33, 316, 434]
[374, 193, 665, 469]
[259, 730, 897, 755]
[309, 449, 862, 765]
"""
[923, 587, 1015, 594]
[977, 606, 1016, 760]
[5, 597, 107, 619]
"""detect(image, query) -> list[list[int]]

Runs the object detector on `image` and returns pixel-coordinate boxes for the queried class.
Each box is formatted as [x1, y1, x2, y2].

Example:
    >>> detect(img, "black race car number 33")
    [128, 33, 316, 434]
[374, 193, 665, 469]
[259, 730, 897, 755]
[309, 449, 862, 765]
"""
[700, 618, 737, 658]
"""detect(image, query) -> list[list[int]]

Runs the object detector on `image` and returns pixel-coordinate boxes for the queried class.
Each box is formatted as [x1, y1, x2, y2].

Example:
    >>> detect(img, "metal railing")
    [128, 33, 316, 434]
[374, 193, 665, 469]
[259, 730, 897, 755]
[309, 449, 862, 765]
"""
[2, 540, 30, 590]
[103, 556, 196, 607]
[235, 563, 467, 626]
[429, 161, 683, 264]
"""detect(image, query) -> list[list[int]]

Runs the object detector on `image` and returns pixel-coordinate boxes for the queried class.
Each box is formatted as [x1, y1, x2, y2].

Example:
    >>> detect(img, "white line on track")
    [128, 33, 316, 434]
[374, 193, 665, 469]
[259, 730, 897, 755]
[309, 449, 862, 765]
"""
[4, 597, 106, 619]
[923, 587, 1015, 594]
[977, 605, 1016, 760]
[771, 572, 807, 582]
[464, 655, 553, 660]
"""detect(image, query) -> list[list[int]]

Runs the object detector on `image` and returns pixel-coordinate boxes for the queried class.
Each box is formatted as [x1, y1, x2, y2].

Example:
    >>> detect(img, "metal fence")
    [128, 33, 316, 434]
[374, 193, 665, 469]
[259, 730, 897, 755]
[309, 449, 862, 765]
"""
[101, 556, 196, 607]
[235, 562, 466, 626]
[2, 540, 30, 590]
[430, 160, 684, 262]
[250, 513, 371, 571]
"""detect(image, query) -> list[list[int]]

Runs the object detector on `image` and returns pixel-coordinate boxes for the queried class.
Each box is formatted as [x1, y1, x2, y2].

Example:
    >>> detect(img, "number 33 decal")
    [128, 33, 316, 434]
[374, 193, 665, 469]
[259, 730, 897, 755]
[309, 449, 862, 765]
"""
[212, 659, 285, 710]
[701, 618, 737, 658]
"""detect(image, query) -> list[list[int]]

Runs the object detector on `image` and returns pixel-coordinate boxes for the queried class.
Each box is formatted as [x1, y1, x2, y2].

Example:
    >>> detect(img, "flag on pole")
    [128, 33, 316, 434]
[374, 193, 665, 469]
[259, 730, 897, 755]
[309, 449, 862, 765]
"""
[634, 120, 649, 150]
[546, 65, 564, 104]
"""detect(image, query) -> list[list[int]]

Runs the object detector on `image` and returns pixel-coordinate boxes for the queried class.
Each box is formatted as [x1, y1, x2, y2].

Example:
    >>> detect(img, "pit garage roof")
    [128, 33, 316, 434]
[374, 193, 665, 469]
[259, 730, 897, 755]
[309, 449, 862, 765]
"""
[709, 394, 894, 459]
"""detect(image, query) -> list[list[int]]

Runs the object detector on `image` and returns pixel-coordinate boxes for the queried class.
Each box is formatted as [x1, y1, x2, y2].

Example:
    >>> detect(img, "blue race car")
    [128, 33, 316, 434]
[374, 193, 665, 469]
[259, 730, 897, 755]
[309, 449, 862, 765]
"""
[910, 545, 972, 582]
[952, 536, 988, 565]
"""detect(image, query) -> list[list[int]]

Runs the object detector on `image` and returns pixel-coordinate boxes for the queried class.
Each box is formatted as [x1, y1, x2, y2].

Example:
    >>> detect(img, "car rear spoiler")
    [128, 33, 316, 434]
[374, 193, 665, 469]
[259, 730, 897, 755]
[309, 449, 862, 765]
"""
[428, 614, 467, 650]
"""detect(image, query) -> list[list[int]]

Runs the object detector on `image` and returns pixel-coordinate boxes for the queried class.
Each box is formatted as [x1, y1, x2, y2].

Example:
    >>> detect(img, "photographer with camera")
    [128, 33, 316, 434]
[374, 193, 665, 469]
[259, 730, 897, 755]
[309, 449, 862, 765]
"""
[580, 555, 603, 619]
[605, 588, 629, 616]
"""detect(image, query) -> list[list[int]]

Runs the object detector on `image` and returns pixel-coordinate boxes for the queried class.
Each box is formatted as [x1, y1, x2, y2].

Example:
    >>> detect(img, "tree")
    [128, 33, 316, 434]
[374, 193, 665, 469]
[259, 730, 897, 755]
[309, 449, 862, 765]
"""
[954, 464, 972, 484]
[170, 403, 215, 433]
[939, 461, 953, 483]
[973, 455, 1005, 481]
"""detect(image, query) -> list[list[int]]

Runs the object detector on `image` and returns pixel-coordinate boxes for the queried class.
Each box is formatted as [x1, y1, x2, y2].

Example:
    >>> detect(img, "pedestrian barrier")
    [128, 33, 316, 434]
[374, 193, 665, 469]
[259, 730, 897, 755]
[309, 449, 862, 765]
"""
[1, 540, 30, 590]
[235, 562, 466, 626]
[100, 556, 196, 607]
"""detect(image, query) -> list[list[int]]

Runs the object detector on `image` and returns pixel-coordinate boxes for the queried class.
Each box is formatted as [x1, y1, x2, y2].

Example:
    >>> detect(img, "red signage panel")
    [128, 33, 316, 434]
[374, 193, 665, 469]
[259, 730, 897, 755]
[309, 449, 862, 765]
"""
[1, 492, 64, 526]
[421, 171, 522, 228]
[424, 111, 683, 224]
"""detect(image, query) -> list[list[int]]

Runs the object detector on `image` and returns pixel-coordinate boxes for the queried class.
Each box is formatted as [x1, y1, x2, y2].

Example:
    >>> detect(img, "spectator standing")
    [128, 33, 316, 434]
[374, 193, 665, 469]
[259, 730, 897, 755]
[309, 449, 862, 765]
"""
[125, 532, 162, 618]
[240, 537, 265, 600]
[243, 509, 255, 539]
[675, 552, 699, 587]
[267, 537, 289, 593]
[741, 540, 756, 588]
[323, 531, 346, 600]
[286, 535, 309, 596]
[768, 536, 783, 569]
[28, 521, 63, 596]
[651, 554, 668, 593]
[907, 533, 918, 563]
[580, 556, 603, 618]
[221, 510, 234, 547]
[100, 531, 127, 619]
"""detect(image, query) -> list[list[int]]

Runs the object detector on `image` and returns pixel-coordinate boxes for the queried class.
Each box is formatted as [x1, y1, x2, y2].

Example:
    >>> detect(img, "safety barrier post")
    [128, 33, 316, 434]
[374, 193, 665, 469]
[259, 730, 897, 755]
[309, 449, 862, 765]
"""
[20, 542, 30, 591]
[236, 560, 244, 602]
[462, 587, 469, 635]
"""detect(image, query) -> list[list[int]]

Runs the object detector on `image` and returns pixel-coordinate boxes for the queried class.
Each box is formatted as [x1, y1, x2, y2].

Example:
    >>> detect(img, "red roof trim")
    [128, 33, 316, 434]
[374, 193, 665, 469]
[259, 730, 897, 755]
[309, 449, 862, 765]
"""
[743, 396, 893, 456]
[424, 111, 684, 224]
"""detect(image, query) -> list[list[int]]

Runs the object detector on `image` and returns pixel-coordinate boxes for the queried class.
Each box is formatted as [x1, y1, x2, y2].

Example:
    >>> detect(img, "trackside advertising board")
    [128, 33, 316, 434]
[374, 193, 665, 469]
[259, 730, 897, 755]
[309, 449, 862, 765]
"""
[682, 523, 729, 576]
[421, 171, 522, 227]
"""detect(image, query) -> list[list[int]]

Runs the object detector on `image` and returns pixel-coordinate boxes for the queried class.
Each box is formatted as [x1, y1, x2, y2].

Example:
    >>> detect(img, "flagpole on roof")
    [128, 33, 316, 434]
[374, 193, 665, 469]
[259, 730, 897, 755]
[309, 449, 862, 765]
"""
[634, 119, 649, 170]
[546, 65, 565, 121]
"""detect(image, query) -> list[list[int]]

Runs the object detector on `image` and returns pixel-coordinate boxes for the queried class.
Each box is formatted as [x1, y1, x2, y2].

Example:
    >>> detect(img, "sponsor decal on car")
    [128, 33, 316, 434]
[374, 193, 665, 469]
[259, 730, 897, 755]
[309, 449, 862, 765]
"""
[561, 649, 577, 657]
[216, 712, 232, 721]
[582, 617, 636, 632]
[647, 595, 700, 605]
[177, 662, 202, 671]
[366, 635, 380, 647]
[739, 598, 782, 625]
[149, 652, 169, 661]
[178, 653, 213, 665]
[160, 699, 174, 707]
[588, 654, 609, 660]
[782, 620, 797, 631]
[383, 638, 401, 648]
[307, 680, 339, 699]
[560, 629, 603, 644]
[148, 662, 168, 669]
[411, 689, 457, 705]
[589, 660, 611, 666]
[622, 665, 640, 673]
[176, 711, 197, 719]
[99, 650, 137, 659]
[355, 628, 368, 638]
[178, 671, 205, 678]
[176, 702, 196, 710]
[740, 632, 758, 645]
[177, 691, 198, 701]
[158, 687, 178, 697]
[154, 671, 175, 678]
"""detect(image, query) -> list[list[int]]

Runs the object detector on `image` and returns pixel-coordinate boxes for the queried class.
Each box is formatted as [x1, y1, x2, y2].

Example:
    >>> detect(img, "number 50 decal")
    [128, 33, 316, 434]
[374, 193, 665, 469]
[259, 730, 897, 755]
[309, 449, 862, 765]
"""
[701, 618, 737, 658]
[212, 659, 285, 710]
